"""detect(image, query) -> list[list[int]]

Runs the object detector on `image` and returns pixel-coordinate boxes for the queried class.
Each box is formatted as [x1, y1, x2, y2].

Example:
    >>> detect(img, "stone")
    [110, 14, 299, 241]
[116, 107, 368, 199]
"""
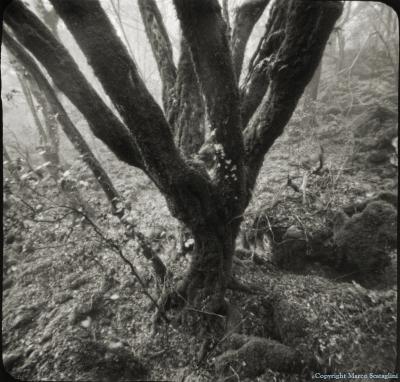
[334, 200, 397, 272]
[215, 334, 304, 380]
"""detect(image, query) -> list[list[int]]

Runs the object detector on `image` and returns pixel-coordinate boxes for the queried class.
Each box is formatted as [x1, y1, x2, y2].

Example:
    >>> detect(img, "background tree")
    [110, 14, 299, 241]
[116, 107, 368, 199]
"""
[4, 0, 343, 315]
[3, 28, 167, 282]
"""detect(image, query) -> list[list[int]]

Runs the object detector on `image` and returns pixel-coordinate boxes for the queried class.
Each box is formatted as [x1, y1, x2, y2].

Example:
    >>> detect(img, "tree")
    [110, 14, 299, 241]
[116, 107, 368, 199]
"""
[8, 51, 61, 177]
[4, 0, 343, 316]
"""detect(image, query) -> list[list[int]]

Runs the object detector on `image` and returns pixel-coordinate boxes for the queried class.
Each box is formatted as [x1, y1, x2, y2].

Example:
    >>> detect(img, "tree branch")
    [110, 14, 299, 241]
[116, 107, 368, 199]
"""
[240, 0, 288, 127]
[137, 0, 177, 112]
[4, 0, 143, 169]
[44, 0, 220, 232]
[222, 0, 231, 38]
[168, 38, 206, 156]
[231, 0, 270, 81]
[244, 0, 343, 190]
[48, 0, 198, 194]
[173, 0, 247, 212]
[3, 30, 123, 211]
[35, 0, 59, 38]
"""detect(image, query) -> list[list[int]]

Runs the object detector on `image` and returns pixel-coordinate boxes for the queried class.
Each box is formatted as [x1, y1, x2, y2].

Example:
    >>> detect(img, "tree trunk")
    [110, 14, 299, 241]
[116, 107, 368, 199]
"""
[9, 52, 60, 177]
[231, 0, 270, 81]
[177, 222, 238, 313]
[137, 0, 176, 113]
[302, 59, 322, 127]
[336, 30, 345, 73]
[29, 83, 60, 167]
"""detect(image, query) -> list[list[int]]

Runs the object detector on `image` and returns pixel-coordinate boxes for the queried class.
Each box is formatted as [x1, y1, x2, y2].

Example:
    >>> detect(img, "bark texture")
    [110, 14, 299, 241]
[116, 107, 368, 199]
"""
[231, 0, 270, 81]
[169, 39, 205, 157]
[137, 0, 176, 112]
[240, 0, 288, 127]
[244, 0, 343, 190]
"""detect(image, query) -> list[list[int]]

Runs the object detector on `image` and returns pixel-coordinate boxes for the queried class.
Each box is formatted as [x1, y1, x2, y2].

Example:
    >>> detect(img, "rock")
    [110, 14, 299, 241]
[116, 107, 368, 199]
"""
[3, 351, 22, 370]
[351, 105, 397, 177]
[215, 334, 304, 380]
[334, 200, 397, 272]
[80, 316, 92, 328]
[341, 191, 397, 217]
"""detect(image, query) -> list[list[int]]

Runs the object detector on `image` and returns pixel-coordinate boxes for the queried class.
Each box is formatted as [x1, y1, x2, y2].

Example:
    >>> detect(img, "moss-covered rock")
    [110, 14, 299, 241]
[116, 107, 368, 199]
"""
[215, 334, 304, 380]
[334, 200, 397, 272]
[351, 105, 397, 178]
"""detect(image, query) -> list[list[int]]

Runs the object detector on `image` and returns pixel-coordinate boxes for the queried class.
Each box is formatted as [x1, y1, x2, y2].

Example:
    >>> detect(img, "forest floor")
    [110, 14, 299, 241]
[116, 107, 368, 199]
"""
[2, 118, 398, 381]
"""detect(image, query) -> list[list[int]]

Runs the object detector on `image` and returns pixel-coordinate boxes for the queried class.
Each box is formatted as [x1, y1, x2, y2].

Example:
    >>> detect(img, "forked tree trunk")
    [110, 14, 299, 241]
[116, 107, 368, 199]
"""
[5, 0, 343, 317]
